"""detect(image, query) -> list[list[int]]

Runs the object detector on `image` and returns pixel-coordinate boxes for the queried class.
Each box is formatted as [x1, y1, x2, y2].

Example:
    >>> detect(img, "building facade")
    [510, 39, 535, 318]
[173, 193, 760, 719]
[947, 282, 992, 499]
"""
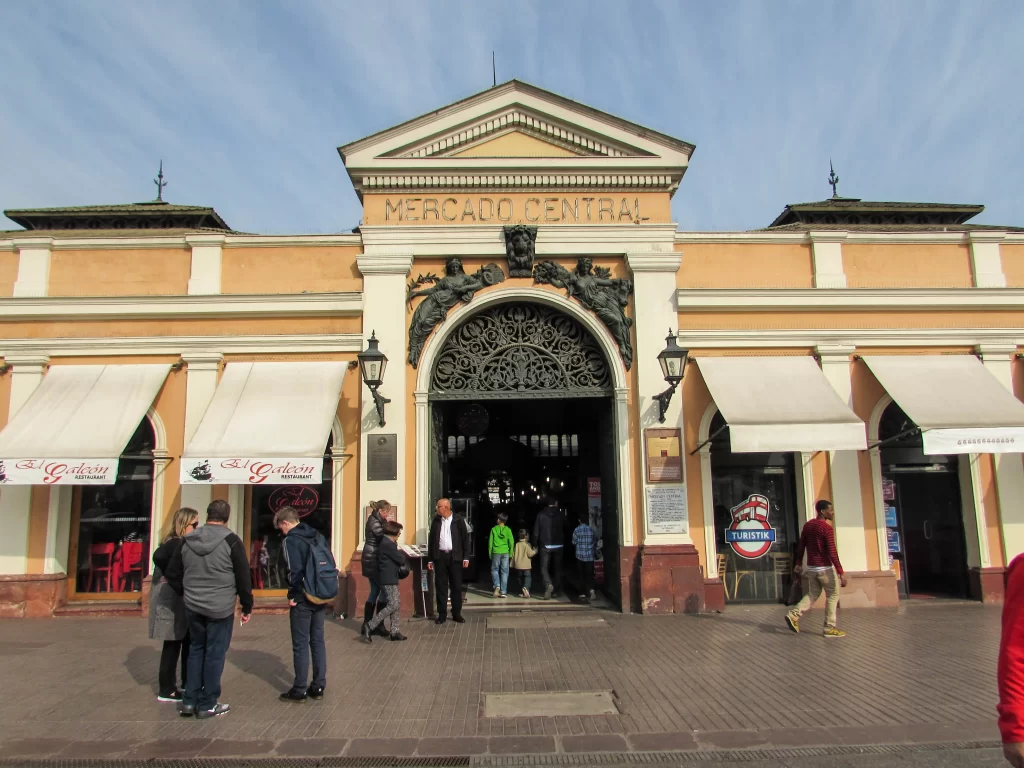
[2, 81, 1024, 617]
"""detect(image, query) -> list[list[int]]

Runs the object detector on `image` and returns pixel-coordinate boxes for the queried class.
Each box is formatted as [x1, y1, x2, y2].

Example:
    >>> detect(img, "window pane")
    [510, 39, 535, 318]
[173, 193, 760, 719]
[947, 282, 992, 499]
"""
[76, 480, 153, 594]
[250, 480, 333, 591]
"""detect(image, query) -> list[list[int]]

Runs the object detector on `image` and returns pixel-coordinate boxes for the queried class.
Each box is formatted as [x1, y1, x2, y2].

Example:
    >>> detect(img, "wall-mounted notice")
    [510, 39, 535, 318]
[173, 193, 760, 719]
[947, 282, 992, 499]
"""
[645, 428, 683, 483]
[646, 485, 687, 535]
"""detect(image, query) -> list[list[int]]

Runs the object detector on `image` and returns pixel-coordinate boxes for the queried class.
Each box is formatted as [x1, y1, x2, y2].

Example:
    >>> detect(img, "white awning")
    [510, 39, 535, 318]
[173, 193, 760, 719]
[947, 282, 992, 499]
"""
[181, 362, 347, 485]
[862, 355, 1024, 454]
[0, 364, 170, 485]
[695, 356, 866, 453]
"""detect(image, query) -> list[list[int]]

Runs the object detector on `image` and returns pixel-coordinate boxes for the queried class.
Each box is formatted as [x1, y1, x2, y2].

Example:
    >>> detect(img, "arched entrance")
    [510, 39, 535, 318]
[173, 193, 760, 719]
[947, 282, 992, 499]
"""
[878, 401, 970, 599]
[423, 299, 623, 606]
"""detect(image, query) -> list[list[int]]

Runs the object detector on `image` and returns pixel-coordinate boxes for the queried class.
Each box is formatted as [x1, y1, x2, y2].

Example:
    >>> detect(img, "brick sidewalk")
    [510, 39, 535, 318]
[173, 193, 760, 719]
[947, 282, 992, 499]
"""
[0, 602, 1002, 760]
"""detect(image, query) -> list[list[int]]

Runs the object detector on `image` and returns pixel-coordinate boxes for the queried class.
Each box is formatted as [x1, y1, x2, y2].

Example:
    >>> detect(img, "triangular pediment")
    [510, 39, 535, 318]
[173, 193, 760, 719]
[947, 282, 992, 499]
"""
[338, 80, 694, 199]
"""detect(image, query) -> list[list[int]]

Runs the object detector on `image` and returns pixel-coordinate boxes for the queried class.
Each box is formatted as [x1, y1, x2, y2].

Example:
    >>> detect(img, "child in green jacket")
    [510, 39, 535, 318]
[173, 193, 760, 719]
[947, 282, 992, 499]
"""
[488, 512, 515, 598]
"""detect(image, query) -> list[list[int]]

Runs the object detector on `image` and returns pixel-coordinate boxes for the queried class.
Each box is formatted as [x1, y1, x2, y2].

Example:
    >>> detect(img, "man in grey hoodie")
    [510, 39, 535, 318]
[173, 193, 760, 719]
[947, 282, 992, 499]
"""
[166, 500, 253, 719]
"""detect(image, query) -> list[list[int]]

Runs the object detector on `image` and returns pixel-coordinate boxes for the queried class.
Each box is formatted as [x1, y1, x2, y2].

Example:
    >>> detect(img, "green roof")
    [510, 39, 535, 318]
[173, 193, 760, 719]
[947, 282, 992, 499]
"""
[3, 200, 231, 232]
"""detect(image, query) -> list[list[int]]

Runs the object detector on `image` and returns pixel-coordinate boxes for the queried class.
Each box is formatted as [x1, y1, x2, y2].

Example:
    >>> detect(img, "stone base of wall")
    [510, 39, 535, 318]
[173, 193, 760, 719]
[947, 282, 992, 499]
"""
[345, 552, 423, 619]
[703, 578, 726, 612]
[796, 570, 899, 609]
[637, 545, 705, 615]
[970, 566, 1005, 603]
[0, 573, 67, 618]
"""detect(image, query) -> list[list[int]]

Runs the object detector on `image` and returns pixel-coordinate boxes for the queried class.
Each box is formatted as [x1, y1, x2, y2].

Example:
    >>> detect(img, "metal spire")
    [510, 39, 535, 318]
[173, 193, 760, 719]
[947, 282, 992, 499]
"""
[153, 160, 167, 202]
[828, 160, 839, 199]
[492, 51, 496, 87]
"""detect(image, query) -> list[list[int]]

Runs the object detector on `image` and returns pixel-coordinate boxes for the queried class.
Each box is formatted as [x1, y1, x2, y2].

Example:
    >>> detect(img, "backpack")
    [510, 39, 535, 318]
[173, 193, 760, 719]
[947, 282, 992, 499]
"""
[302, 533, 339, 605]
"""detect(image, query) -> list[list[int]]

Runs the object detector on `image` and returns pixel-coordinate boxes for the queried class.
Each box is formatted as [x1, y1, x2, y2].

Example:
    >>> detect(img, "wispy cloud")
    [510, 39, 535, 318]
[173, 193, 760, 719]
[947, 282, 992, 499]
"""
[1, 1, 1022, 233]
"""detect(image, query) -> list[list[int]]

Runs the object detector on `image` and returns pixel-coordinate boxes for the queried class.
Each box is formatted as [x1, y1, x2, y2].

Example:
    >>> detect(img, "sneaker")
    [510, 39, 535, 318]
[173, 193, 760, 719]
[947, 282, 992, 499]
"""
[157, 689, 183, 702]
[785, 612, 800, 634]
[823, 626, 847, 638]
[500, 593, 507, 599]
[177, 703, 195, 718]
[493, 586, 501, 597]
[389, 632, 408, 641]
[589, 590, 597, 601]
[522, 588, 530, 598]
[195, 703, 230, 719]
[306, 685, 325, 700]
[279, 688, 307, 702]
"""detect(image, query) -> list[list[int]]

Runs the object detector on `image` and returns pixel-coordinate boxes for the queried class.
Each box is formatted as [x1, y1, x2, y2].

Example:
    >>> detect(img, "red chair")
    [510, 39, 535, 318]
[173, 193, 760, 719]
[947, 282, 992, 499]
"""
[250, 540, 265, 589]
[118, 541, 146, 592]
[86, 542, 116, 592]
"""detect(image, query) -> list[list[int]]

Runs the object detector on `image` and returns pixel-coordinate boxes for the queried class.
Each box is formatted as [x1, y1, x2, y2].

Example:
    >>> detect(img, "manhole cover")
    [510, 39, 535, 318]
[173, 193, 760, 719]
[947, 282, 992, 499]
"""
[484, 690, 617, 717]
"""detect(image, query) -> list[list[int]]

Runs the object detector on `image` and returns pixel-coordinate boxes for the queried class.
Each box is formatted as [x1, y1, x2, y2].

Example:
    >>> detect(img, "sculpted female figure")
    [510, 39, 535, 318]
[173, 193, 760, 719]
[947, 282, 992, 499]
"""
[407, 257, 505, 367]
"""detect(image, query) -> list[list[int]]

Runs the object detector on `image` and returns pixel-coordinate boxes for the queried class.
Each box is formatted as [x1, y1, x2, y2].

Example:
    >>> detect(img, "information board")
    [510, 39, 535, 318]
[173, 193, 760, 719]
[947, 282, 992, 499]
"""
[646, 485, 687, 534]
[367, 434, 397, 481]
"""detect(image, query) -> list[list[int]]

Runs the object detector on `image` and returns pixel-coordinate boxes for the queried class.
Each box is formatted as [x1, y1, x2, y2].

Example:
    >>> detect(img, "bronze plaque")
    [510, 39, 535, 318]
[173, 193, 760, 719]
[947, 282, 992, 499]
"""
[645, 427, 682, 483]
[367, 434, 397, 481]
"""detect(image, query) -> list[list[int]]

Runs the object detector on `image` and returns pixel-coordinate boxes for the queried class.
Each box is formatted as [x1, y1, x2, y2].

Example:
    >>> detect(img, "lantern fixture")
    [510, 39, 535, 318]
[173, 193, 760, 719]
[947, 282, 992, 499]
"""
[357, 331, 391, 427]
[653, 329, 689, 423]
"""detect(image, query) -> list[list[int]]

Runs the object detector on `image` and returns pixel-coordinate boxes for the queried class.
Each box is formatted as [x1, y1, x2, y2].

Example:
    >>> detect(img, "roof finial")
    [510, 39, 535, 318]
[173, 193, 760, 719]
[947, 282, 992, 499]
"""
[828, 159, 839, 199]
[153, 160, 168, 202]
[492, 51, 497, 87]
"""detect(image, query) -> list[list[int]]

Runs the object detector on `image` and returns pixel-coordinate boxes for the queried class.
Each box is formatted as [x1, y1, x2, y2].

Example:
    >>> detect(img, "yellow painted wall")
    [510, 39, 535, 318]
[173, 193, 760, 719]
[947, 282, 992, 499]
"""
[677, 243, 814, 288]
[683, 364, 713, 571]
[980, 454, 1006, 567]
[0, 316, 361, 341]
[851, 361, 888, 572]
[0, 250, 19, 297]
[48, 249, 191, 296]
[450, 131, 579, 158]
[678, 310, 1022, 332]
[221, 246, 363, 294]
[843, 243, 973, 288]
[1001, 245, 1024, 288]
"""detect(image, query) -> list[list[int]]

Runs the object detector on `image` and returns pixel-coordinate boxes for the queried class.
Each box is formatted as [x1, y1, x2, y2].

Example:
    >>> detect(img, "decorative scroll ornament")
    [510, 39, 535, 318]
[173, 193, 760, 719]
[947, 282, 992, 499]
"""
[407, 257, 505, 367]
[533, 258, 634, 369]
[503, 224, 537, 277]
[430, 303, 611, 400]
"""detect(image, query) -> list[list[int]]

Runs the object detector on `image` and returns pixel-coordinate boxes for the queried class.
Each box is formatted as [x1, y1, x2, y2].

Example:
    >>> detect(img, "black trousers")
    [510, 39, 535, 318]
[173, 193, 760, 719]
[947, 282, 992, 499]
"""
[158, 632, 190, 696]
[540, 547, 563, 593]
[433, 552, 463, 619]
[578, 560, 595, 596]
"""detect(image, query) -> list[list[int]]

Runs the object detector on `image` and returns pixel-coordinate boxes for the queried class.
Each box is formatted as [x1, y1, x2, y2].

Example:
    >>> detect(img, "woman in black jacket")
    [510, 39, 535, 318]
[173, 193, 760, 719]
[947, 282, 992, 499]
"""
[361, 520, 407, 643]
[361, 500, 391, 636]
[149, 507, 198, 701]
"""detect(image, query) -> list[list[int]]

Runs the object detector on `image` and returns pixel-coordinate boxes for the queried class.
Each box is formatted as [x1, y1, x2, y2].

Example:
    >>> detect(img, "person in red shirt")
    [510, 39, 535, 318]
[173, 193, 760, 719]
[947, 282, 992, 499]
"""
[785, 499, 847, 638]
[998, 553, 1024, 767]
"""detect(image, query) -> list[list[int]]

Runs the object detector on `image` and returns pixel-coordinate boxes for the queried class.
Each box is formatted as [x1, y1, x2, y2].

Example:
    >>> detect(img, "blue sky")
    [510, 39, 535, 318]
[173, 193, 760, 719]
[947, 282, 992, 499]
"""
[2, 1, 1022, 234]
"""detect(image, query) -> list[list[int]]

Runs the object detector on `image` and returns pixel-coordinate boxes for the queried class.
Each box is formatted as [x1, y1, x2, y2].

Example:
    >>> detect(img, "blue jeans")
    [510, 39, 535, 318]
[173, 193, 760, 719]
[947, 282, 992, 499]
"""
[516, 569, 532, 593]
[184, 610, 234, 711]
[290, 599, 326, 690]
[491, 554, 510, 594]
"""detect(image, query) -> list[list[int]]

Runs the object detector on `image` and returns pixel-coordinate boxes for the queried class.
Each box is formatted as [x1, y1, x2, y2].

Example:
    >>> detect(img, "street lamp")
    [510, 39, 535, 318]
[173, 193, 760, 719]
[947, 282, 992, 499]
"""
[357, 331, 391, 427]
[653, 329, 689, 423]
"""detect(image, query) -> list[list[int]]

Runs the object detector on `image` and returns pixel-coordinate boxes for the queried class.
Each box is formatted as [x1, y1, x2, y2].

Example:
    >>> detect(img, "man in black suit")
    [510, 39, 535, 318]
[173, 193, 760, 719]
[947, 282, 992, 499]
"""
[427, 498, 469, 624]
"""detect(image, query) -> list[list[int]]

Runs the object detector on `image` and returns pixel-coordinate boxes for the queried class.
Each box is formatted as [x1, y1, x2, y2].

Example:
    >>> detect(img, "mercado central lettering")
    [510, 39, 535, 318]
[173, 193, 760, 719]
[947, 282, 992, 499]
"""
[365, 193, 670, 225]
[2, 79, 1024, 621]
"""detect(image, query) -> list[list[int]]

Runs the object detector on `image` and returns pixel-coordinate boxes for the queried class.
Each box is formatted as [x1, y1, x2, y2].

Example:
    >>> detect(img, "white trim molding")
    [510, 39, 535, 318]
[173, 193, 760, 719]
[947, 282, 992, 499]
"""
[0, 292, 363, 321]
[677, 287, 1024, 313]
[671, 328, 1024, 349]
[1, 334, 363, 357]
[0, 233, 363, 252]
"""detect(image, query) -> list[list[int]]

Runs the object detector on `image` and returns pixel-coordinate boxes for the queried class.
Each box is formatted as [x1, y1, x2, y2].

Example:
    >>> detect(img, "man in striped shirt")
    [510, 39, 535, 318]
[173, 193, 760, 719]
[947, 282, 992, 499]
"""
[786, 499, 848, 638]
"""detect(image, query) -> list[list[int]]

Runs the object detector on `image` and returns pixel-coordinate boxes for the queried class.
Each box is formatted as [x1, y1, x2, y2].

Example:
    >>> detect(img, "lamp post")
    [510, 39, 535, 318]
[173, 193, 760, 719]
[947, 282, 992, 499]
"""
[653, 329, 689, 423]
[357, 331, 391, 427]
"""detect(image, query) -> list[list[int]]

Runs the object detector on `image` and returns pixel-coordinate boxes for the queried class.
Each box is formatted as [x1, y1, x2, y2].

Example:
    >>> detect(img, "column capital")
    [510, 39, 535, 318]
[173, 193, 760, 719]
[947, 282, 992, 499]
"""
[807, 230, 849, 243]
[184, 233, 227, 247]
[3, 353, 50, 369]
[12, 237, 54, 251]
[180, 351, 224, 370]
[357, 252, 414, 275]
[968, 230, 1007, 244]
[815, 343, 856, 362]
[626, 251, 681, 273]
[976, 342, 1018, 359]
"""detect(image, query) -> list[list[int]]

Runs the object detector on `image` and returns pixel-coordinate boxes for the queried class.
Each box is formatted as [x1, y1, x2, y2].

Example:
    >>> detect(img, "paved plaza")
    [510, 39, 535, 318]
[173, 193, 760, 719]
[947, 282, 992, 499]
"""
[0, 601, 1004, 765]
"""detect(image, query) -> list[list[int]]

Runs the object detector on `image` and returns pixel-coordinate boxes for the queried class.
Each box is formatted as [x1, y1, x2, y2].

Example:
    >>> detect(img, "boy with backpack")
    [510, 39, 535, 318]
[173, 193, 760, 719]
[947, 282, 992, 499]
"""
[275, 506, 338, 702]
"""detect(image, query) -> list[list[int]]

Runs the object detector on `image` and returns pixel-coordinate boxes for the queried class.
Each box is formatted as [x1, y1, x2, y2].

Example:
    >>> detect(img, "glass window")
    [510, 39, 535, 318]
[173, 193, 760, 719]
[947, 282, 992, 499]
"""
[75, 420, 154, 595]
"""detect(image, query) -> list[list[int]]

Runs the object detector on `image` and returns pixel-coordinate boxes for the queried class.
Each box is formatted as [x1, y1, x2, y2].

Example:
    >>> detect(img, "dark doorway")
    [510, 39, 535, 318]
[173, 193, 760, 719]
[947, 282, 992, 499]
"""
[880, 403, 969, 599]
[431, 397, 619, 605]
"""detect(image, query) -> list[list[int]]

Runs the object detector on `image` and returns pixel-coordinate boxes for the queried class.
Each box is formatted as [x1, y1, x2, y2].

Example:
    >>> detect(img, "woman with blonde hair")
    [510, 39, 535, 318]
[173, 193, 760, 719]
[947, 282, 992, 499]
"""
[149, 507, 199, 702]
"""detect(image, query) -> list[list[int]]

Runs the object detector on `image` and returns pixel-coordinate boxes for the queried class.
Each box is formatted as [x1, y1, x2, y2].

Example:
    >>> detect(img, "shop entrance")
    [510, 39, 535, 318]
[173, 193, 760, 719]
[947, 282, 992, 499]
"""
[879, 403, 969, 599]
[426, 302, 618, 607]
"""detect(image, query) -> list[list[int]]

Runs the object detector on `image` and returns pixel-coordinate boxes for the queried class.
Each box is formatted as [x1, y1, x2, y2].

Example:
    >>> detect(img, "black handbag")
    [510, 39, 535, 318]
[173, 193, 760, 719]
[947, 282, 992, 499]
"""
[398, 562, 411, 580]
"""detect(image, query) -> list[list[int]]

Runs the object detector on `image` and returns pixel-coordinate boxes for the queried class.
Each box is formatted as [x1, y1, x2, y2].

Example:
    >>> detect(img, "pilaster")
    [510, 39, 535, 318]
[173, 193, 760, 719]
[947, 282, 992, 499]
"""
[186, 234, 225, 295]
[179, 352, 223, 519]
[808, 231, 848, 289]
[977, 342, 1024, 560]
[0, 355, 49, 575]
[968, 231, 1007, 289]
[357, 251, 412, 539]
[815, 344, 868, 571]
[12, 238, 53, 298]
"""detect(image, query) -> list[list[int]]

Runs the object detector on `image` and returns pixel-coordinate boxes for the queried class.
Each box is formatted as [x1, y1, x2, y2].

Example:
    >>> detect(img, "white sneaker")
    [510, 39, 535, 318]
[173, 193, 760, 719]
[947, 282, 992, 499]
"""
[522, 588, 530, 598]
[493, 586, 501, 597]
[589, 590, 597, 601]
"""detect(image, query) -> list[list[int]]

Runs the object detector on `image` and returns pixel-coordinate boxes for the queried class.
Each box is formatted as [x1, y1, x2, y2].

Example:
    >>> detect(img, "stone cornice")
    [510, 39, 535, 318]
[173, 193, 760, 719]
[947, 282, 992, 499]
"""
[357, 252, 414, 275]
[0, 292, 363, 321]
[359, 172, 678, 192]
[627, 251, 682, 272]
[676, 287, 1024, 312]
[0, 233, 363, 251]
